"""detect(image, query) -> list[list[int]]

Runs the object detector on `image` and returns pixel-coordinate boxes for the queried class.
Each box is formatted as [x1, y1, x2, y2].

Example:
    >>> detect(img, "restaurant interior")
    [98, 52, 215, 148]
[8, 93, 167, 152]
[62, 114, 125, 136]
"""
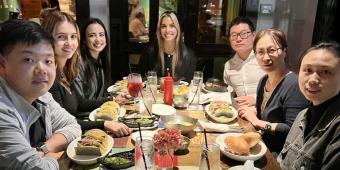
[0, 0, 339, 169]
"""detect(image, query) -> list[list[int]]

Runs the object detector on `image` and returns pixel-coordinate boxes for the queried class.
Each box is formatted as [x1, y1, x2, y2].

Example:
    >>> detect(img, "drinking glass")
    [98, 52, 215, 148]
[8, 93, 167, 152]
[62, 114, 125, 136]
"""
[139, 90, 154, 116]
[135, 137, 154, 170]
[198, 143, 220, 170]
[127, 73, 143, 98]
[147, 71, 157, 95]
[188, 71, 203, 110]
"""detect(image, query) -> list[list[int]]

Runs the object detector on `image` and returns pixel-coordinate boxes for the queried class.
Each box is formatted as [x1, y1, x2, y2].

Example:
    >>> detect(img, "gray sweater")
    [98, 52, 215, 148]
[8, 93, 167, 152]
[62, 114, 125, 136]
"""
[0, 78, 81, 170]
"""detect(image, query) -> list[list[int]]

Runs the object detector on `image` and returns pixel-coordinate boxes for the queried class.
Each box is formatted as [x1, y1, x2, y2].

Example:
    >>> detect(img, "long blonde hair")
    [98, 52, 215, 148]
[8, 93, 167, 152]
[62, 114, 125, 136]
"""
[41, 11, 80, 88]
[156, 11, 183, 77]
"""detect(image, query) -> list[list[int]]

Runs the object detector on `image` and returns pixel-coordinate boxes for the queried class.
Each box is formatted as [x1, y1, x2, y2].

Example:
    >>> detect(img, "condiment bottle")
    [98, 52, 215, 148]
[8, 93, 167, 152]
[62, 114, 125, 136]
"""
[163, 75, 173, 106]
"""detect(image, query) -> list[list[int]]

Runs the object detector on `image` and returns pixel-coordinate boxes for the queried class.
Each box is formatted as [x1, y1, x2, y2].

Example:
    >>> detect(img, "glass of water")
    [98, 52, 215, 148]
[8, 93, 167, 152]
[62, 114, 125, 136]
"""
[188, 71, 203, 110]
[147, 71, 157, 95]
[199, 143, 221, 170]
[135, 137, 154, 170]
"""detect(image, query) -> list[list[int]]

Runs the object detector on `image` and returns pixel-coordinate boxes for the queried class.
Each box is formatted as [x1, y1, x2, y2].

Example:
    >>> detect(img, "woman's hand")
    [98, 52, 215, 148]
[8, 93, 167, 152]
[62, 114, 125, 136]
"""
[104, 121, 132, 137]
[237, 106, 259, 126]
[234, 96, 256, 107]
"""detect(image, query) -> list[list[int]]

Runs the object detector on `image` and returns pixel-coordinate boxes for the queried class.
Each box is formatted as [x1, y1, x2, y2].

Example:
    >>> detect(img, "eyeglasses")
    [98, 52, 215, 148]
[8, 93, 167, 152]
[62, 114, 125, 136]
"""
[230, 31, 252, 41]
[255, 48, 282, 57]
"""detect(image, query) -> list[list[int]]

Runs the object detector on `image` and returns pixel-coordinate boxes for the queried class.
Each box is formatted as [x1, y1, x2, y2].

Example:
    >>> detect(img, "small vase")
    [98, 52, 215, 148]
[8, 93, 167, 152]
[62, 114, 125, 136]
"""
[155, 149, 177, 170]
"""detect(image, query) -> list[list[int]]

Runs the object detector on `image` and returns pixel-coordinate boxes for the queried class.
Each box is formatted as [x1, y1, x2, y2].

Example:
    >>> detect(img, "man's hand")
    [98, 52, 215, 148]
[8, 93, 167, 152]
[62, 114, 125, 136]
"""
[104, 121, 132, 137]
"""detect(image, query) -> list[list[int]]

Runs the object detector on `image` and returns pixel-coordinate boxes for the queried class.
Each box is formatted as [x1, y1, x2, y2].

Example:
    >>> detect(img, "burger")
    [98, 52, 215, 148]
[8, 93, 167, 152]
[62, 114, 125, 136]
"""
[224, 132, 261, 156]
[75, 129, 109, 156]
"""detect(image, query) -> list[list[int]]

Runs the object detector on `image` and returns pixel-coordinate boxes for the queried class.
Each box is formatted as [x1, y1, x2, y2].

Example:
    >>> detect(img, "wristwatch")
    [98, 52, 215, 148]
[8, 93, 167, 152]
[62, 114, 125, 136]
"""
[263, 123, 272, 133]
[36, 143, 49, 154]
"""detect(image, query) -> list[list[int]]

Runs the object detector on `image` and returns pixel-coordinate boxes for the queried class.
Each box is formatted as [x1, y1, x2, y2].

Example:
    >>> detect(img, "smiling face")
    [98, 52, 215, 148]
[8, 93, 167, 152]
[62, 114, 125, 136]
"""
[53, 21, 78, 61]
[0, 42, 56, 103]
[85, 23, 106, 59]
[255, 34, 286, 73]
[229, 23, 255, 55]
[160, 16, 178, 42]
[299, 49, 340, 105]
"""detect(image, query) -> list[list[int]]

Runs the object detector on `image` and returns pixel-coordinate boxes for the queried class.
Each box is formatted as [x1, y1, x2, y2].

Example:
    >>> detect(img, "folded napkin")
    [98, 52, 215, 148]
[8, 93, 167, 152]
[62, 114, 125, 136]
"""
[200, 92, 232, 104]
[196, 120, 238, 133]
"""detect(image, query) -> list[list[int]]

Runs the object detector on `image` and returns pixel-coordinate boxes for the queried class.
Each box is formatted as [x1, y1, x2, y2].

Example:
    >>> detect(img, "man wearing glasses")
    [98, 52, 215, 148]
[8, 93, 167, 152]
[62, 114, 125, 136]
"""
[223, 17, 265, 107]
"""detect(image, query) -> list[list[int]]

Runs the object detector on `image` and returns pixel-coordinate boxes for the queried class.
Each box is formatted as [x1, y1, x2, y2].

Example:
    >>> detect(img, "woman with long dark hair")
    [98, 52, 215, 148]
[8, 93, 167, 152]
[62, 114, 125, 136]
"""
[73, 18, 111, 101]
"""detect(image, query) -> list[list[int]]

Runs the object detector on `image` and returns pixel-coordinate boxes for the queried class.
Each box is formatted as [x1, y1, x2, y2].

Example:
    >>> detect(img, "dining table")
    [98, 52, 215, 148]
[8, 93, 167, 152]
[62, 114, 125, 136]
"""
[58, 92, 281, 170]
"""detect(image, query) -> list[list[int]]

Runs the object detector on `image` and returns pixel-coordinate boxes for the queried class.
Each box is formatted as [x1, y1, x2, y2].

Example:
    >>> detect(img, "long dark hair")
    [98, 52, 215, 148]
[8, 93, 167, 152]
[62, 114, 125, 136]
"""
[79, 18, 110, 84]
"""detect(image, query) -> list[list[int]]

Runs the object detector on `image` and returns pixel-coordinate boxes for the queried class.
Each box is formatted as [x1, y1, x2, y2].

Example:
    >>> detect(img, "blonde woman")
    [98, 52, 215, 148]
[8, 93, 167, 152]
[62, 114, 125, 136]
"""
[140, 11, 196, 82]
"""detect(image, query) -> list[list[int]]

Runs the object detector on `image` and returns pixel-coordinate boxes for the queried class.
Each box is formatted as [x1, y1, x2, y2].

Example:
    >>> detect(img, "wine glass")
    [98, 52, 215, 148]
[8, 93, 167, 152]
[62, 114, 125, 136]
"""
[127, 73, 143, 98]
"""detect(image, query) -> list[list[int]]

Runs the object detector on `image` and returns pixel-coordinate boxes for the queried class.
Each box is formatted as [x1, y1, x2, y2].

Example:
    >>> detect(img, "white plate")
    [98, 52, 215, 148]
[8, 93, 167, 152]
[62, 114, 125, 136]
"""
[205, 104, 237, 123]
[89, 108, 126, 121]
[228, 165, 260, 170]
[215, 133, 267, 162]
[152, 104, 176, 116]
[131, 130, 157, 142]
[202, 85, 233, 93]
[66, 135, 114, 165]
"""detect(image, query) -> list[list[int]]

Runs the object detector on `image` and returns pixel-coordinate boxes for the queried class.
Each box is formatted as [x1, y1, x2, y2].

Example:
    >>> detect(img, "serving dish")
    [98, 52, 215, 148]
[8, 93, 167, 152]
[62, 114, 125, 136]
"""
[205, 102, 237, 123]
[160, 114, 198, 134]
[98, 149, 134, 169]
[118, 116, 158, 128]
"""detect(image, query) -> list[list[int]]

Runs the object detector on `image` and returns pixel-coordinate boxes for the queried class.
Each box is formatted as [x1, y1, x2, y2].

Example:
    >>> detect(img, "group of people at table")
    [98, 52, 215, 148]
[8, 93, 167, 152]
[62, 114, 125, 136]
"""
[0, 8, 338, 170]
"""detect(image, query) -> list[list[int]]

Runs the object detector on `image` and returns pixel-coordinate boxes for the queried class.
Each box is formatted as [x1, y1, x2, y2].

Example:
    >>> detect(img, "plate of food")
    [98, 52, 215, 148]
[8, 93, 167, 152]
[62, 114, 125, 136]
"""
[215, 132, 267, 162]
[202, 78, 232, 93]
[205, 101, 237, 123]
[67, 129, 114, 165]
[130, 130, 157, 142]
[89, 101, 126, 121]
[99, 149, 135, 169]
[107, 79, 128, 94]
[118, 116, 159, 130]
[152, 104, 176, 116]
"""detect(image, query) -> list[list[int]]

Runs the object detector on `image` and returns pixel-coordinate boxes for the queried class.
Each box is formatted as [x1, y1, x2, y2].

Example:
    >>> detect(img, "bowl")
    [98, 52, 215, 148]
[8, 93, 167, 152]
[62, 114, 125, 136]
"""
[204, 78, 228, 92]
[160, 114, 198, 134]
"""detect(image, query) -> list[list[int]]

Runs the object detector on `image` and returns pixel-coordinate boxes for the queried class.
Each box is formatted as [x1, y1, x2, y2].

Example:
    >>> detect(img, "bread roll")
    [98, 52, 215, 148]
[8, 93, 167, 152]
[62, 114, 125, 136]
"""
[240, 132, 261, 148]
[224, 136, 250, 155]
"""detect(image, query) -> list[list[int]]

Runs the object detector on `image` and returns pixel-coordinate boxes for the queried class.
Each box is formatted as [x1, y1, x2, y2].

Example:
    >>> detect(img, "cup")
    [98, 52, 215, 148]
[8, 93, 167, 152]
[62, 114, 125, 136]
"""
[135, 137, 154, 170]
[147, 71, 157, 95]
[188, 79, 202, 110]
[198, 143, 220, 170]
[139, 91, 154, 116]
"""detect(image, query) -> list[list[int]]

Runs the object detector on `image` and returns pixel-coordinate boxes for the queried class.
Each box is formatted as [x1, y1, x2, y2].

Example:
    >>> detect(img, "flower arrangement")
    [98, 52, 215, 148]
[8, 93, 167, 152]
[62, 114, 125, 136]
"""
[153, 128, 183, 155]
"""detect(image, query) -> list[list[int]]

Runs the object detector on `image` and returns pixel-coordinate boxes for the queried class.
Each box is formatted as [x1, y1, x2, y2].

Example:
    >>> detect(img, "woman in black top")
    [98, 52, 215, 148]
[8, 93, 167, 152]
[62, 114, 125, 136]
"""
[139, 11, 196, 82]
[73, 18, 111, 101]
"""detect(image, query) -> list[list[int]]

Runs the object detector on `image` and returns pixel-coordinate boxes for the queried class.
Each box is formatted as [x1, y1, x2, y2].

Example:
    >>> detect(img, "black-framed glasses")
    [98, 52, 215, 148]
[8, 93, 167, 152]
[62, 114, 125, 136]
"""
[230, 31, 252, 41]
[255, 47, 282, 57]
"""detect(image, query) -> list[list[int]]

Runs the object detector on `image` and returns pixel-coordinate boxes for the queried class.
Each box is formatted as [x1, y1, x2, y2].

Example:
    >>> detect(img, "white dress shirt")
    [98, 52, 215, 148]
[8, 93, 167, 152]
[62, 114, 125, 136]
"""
[223, 51, 265, 97]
